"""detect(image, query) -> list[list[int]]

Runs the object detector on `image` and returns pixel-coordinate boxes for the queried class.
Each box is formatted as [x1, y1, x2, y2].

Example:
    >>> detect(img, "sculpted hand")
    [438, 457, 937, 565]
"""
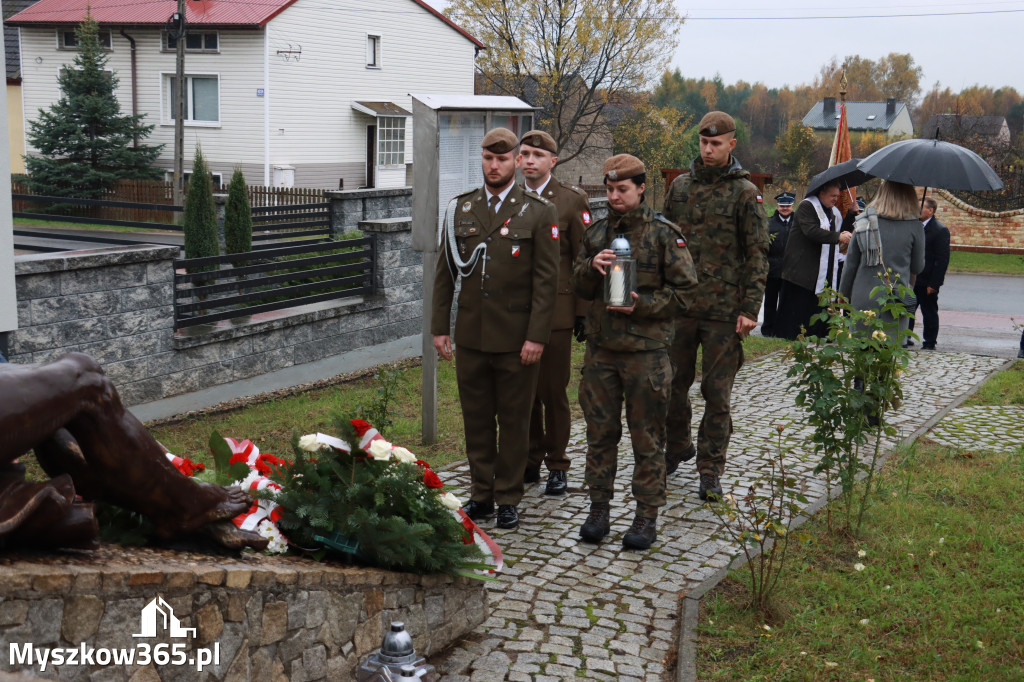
[433, 335, 453, 361]
[736, 315, 757, 337]
[521, 340, 545, 365]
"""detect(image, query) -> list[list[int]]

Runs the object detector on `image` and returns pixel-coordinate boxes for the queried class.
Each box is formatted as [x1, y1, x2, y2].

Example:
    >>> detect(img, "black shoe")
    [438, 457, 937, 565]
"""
[665, 443, 697, 476]
[461, 500, 494, 521]
[523, 467, 541, 484]
[921, 343, 936, 350]
[1018, 348, 1024, 359]
[544, 470, 568, 495]
[622, 515, 657, 550]
[906, 339, 915, 347]
[698, 473, 723, 502]
[496, 505, 519, 529]
[579, 503, 610, 543]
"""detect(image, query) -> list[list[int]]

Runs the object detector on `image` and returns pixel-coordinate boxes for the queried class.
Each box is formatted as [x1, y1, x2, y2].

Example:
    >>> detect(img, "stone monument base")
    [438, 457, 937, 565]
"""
[0, 545, 486, 681]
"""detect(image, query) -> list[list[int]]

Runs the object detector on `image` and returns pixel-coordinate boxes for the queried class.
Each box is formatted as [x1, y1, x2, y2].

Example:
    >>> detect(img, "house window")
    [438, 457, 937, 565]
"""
[165, 74, 220, 124]
[58, 29, 112, 49]
[164, 31, 219, 53]
[378, 117, 405, 165]
[166, 171, 224, 187]
[366, 35, 381, 68]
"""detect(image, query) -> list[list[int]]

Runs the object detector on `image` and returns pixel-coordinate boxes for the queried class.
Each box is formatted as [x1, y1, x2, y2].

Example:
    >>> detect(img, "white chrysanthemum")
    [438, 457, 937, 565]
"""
[258, 520, 288, 554]
[298, 434, 323, 452]
[367, 439, 393, 461]
[440, 492, 462, 510]
[392, 446, 417, 463]
[234, 469, 263, 491]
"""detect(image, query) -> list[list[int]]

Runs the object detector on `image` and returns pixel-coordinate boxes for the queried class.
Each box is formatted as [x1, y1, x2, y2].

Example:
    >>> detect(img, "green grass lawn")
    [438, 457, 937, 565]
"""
[948, 250, 1024, 275]
[14, 217, 180, 234]
[696, 360, 1024, 681]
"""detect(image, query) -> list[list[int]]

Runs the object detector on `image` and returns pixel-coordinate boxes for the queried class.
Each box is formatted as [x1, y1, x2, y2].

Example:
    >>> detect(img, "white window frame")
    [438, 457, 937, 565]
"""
[377, 116, 406, 166]
[166, 170, 224, 187]
[161, 72, 221, 127]
[57, 29, 112, 50]
[366, 34, 381, 69]
[162, 31, 220, 53]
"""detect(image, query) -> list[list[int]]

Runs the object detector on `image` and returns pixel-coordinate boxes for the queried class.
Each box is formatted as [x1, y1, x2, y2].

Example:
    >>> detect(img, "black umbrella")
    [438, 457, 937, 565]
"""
[805, 158, 874, 198]
[857, 139, 1003, 191]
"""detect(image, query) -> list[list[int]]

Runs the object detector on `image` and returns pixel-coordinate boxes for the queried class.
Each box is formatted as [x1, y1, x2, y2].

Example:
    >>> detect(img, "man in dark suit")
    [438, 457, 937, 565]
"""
[432, 128, 560, 530]
[910, 196, 951, 350]
[518, 130, 591, 496]
[762, 192, 794, 337]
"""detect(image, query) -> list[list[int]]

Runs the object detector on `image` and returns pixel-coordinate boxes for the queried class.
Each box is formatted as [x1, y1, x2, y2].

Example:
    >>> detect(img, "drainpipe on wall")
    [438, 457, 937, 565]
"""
[119, 28, 138, 147]
[264, 27, 270, 187]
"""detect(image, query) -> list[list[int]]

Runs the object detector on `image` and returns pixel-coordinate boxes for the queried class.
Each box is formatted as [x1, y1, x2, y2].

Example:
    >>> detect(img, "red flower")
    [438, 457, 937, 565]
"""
[228, 452, 250, 466]
[350, 419, 373, 437]
[415, 459, 431, 469]
[423, 469, 443, 489]
[255, 453, 289, 476]
[173, 457, 206, 477]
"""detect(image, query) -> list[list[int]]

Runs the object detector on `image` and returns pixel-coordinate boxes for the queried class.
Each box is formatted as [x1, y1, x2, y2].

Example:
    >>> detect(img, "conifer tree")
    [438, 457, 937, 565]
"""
[224, 168, 252, 255]
[182, 148, 219, 264]
[25, 16, 163, 198]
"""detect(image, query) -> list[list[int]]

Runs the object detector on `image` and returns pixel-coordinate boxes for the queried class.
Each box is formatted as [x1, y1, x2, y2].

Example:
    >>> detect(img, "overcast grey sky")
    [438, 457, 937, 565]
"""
[422, 0, 1024, 100]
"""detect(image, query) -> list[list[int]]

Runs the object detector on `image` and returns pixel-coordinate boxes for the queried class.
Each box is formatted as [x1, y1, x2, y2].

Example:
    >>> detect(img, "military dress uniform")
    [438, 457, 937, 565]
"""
[662, 135, 768, 489]
[432, 178, 559, 512]
[526, 175, 591, 486]
[573, 199, 697, 527]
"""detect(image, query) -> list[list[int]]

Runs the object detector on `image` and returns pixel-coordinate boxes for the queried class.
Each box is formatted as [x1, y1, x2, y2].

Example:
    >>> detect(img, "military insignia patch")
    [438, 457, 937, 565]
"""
[676, 238, 686, 248]
[756, 195, 763, 203]
[462, 201, 472, 212]
[500, 226, 509, 236]
[582, 211, 591, 225]
[511, 245, 520, 257]
[551, 225, 559, 239]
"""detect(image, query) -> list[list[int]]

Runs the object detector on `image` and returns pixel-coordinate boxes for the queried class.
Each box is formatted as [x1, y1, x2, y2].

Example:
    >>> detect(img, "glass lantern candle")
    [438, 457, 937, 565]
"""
[604, 234, 636, 307]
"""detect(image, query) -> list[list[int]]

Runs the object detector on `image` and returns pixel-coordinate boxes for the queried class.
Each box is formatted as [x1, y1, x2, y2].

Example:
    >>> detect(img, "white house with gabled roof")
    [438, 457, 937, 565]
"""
[7, 0, 482, 189]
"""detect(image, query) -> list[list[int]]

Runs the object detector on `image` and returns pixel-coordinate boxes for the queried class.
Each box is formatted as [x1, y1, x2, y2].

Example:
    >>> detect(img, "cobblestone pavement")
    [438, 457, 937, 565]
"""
[429, 351, 1008, 682]
[927, 405, 1024, 453]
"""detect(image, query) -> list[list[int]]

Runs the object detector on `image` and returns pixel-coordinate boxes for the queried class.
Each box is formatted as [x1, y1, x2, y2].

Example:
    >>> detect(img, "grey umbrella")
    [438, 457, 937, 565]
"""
[857, 139, 1003, 191]
[805, 158, 874, 198]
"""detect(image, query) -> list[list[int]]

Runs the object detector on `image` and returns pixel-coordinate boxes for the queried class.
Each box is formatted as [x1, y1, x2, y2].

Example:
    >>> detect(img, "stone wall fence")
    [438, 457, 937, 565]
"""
[932, 190, 1024, 253]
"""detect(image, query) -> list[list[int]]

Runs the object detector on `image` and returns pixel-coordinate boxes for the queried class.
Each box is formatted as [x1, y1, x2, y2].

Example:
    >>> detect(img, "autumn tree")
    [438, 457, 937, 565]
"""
[446, 0, 683, 164]
[612, 95, 692, 206]
[25, 16, 163, 198]
[776, 122, 828, 188]
[813, 53, 923, 106]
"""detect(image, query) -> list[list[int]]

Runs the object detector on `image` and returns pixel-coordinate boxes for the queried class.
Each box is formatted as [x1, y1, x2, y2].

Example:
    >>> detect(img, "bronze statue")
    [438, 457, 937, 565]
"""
[0, 353, 268, 551]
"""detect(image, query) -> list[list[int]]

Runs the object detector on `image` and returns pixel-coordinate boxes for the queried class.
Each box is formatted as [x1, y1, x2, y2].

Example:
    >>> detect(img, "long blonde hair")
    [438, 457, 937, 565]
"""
[869, 181, 920, 220]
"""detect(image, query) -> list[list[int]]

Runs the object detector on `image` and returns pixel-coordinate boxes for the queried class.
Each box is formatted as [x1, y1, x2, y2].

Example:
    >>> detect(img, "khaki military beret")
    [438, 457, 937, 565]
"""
[519, 130, 557, 154]
[481, 127, 519, 154]
[603, 154, 645, 181]
[698, 111, 736, 137]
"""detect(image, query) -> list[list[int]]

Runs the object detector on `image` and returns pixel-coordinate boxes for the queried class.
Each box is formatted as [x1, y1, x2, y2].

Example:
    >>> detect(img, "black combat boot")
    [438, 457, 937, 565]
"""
[579, 502, 610, 543]
[545, 470, 568, 495]
[665, 443, 697, 475]
[698, 473, 723, 501]
[622, 515, 657, 550]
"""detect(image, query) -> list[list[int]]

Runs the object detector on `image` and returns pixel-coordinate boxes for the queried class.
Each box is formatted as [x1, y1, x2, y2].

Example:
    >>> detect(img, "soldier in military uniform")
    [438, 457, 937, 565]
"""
[517, 130, 592, 496]
[573, 154, 697, 550]
[662, 111, 769, 501]
[762, 192, 794, 337]
[432, 128, 560, 530]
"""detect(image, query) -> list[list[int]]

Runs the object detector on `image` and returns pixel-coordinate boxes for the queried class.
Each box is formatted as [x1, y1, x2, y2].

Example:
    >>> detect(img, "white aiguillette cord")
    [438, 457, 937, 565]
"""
[438, 197, 488, 284]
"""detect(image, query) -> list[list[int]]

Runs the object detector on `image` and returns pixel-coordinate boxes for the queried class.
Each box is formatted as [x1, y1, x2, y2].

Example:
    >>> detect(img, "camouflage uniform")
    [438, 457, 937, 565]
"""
[572, 204, 697, 517]
[661, 157, 769, 476]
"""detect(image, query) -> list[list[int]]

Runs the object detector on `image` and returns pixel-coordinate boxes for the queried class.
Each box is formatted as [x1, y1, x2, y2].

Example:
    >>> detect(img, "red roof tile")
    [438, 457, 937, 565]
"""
[6, 0, 482, 46]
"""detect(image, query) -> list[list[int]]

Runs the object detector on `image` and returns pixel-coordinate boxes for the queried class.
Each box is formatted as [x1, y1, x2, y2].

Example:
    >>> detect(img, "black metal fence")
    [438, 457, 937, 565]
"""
[12, 193, 184, 231]
[251, 202, 331, 247]
[948, 165, 1024, 212]
[173, 236, 375, 329]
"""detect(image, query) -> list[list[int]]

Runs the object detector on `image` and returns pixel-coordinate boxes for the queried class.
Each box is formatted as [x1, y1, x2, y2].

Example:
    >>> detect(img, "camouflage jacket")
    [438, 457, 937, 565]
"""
[662, 157, 769, 323]
[572, 204, 697, 352]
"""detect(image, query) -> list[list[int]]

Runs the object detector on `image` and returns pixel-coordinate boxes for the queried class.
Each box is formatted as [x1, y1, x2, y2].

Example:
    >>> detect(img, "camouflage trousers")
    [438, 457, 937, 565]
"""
[579, 346, 671, 517]
[667, 317, 744, 476]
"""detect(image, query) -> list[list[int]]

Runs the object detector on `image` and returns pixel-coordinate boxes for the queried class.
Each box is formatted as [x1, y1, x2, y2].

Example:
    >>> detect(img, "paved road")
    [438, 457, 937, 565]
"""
[428, 351, 1008, 681]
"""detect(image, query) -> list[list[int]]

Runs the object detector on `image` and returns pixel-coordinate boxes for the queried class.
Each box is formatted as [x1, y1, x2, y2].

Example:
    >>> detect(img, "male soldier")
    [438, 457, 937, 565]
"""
[573, 154, 697, 550]
[662, 111, 769, 501]
[432, 128, 559, 530]
[518, 130, 591, 496]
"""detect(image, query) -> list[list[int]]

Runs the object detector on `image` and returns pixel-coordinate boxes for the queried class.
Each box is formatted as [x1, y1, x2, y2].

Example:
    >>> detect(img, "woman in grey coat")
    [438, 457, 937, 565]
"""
[839, 180, 925, 336]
